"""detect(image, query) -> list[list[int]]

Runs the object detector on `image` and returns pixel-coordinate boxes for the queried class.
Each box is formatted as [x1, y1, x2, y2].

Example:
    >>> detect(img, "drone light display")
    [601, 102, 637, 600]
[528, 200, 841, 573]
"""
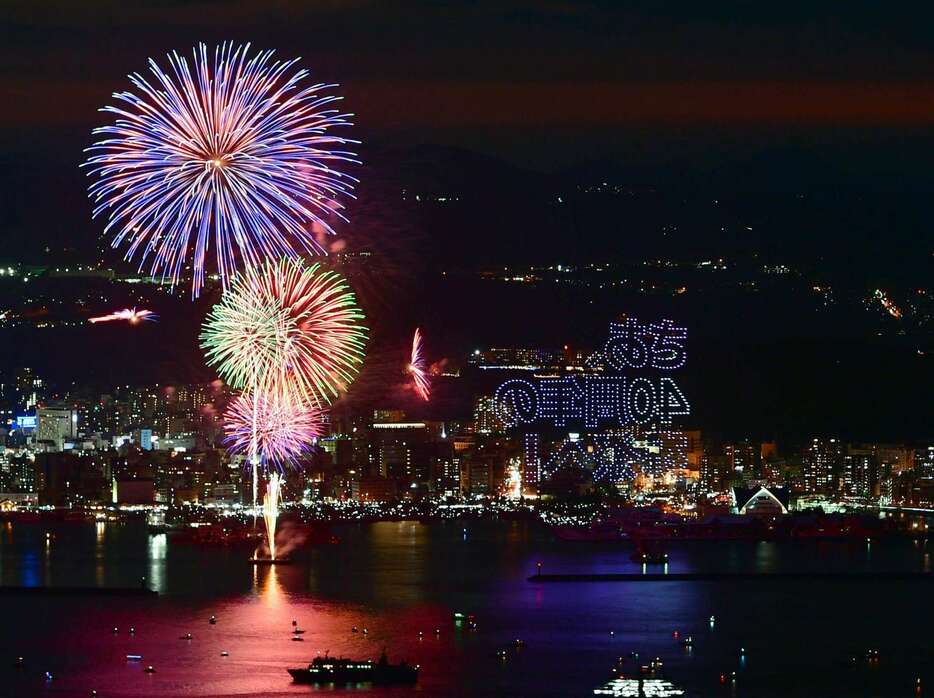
[495, 317, 691, 483]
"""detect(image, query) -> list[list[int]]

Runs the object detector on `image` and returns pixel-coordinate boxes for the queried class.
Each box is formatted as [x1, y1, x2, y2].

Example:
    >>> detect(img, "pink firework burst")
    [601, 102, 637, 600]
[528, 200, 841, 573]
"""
[89, 307, 158, 324]
[407, 327, 431, 401]
[224, 387, 323, 469]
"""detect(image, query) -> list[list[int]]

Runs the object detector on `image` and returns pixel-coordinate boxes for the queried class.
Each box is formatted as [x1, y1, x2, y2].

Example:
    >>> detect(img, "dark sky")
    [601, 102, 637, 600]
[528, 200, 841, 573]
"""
[1, 2, 931, 440]
[6, 1, 934, 169]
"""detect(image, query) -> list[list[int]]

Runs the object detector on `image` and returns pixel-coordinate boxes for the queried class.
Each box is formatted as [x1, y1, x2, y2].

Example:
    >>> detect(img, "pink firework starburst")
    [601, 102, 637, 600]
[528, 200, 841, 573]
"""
[407, 327, 431, 401]
[223, 387, 323, 470]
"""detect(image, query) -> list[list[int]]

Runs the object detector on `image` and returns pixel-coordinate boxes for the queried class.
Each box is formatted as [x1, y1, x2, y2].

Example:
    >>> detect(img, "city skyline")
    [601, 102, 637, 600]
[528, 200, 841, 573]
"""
[1, 4, 932, 698]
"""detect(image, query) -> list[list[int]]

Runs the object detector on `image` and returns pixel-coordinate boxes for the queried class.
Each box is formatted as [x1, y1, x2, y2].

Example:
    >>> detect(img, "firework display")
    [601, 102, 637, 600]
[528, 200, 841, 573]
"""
[88, 307, 158, 324]
[84, 42, 358, 297]
[201, 258, 368, 407]
[262, 473, 282, 560]
[407, 327, 431, 401]
[223, 387, 323, 469]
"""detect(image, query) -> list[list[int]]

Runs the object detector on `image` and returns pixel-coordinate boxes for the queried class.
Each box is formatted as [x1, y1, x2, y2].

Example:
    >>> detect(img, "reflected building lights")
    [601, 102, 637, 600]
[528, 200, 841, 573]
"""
[147, 533, 167, 594]
[95, 521, 106, 586]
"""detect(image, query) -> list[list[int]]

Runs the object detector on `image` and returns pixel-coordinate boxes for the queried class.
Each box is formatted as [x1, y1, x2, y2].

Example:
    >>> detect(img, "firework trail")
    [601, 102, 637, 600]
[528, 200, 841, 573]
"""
[262, 472, 281, 560]
[88, 307, 158, 324]
[84, 42, 359, 297]
[201, 258, 368, 408]
[407, 327, 431, 401]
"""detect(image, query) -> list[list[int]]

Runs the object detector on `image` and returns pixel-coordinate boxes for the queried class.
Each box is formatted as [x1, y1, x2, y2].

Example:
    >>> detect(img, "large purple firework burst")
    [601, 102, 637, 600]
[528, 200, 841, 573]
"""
[84, 42, 359, 297]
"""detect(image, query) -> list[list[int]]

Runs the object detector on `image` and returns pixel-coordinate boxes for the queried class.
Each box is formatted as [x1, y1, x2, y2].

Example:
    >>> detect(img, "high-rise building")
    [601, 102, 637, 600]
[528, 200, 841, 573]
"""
[875, 445, 915, 476]
[843, 445, 877, 498]
[473, 395, 504, 435]
[36, 404, 78, 451]
[684, 430, 704, 469]
[724, 441, 759, 476]
[700, 453, 730, 492]
[803, 438, 842, 493]
[917, 446, 934, 477]
[649, 429, 689, 472]
[15, 368, 44, 411]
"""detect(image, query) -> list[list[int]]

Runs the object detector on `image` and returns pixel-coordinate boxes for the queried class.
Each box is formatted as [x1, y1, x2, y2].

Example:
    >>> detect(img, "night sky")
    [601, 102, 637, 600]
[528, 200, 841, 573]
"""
[1, 2, 931, 441]
[5, 2, 934, 252]
[7, 2, 934, 162]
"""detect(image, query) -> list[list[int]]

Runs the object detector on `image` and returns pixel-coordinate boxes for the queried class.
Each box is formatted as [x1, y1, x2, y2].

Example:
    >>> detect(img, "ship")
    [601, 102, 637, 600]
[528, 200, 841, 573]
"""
[287, 651, 418, 685]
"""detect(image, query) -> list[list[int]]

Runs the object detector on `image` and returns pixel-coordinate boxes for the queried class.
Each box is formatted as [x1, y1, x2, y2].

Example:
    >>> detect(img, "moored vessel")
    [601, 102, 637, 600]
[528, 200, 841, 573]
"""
[287, 651, 418, 685]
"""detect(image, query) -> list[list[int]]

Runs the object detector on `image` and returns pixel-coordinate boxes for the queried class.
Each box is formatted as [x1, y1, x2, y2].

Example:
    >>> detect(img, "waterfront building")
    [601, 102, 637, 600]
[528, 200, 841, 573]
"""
[731, 485, 790, 515]
[36, 404, 78, 451]
[803, 438, 842, 494]
[843, 445, 877, 498]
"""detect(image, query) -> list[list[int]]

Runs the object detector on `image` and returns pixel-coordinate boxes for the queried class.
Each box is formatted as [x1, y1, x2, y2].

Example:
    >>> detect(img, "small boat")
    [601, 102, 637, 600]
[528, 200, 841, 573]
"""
[209, 616, 217, 625]
[292, 628, 306, 635]
[631, 539, 668, 564]
[220, 651, 229, 657]
[144, 666, 156, 674]
[288, 651, 418, 685]
[179, 633, 192, 640]
[126, 655, 143, 662]
[453, 611, 475, 624]
[291, 637, 305, 642]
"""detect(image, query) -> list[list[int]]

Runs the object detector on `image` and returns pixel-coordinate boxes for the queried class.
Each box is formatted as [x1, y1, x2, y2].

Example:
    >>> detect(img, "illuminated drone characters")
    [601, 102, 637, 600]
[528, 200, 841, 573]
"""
[83, 42, 359, 298]
[495, 317, 691, 483]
